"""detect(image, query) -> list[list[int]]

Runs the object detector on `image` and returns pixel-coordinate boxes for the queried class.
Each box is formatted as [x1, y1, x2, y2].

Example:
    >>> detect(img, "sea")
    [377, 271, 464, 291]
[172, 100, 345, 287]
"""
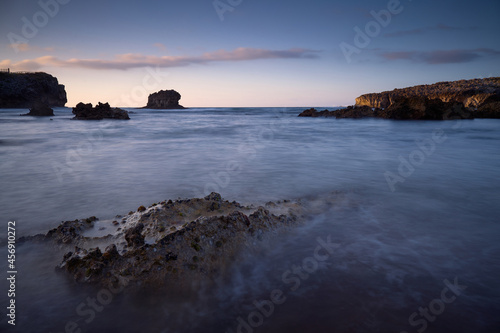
[0, 107, 499, 332]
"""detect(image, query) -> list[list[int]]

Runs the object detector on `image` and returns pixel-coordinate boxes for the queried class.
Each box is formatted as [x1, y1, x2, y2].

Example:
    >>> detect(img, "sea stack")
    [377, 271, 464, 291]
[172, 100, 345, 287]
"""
[145, 89, 185, 109]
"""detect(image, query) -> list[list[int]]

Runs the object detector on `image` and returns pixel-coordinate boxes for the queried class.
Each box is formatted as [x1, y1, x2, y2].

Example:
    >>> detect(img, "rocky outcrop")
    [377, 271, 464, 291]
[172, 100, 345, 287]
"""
[21, 101, 54, 116]
[0, 72, 67, 108]
[145, 89, 184, 109]
[19, 191, 348, 290]
[299, 98, 473, 120]
[355, 77, 500, 109]
[299, 78, 500, 120]
[72, 102, 130, 120]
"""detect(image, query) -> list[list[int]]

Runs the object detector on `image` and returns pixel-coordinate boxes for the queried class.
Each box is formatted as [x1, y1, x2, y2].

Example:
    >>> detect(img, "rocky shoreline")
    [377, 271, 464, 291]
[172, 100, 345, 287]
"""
[300, 78, 500, 120]
[19, 192, 346, 291]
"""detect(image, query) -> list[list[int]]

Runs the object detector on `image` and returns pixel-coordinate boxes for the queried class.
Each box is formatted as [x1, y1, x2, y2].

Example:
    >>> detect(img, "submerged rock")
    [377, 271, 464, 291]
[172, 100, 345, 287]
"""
[21, 101, 54, 116]
[72, 102, 130, 120]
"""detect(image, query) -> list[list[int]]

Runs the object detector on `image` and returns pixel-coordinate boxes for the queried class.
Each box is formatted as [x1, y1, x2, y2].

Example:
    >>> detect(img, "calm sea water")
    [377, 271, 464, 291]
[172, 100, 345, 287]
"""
[0, 107, 499, 332]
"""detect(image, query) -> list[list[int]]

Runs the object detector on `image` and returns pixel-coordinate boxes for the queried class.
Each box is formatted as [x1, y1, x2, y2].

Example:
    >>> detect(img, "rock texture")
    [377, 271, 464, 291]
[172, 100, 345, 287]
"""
[21, 101, 54, 116]
[19, 192, 347, 290]
[72, 102, 130, 120]
[355, 78, 500, 109]
[299, 78, 500, 120]
[145, 89, 184, 109]
[0, 72, 67, 108]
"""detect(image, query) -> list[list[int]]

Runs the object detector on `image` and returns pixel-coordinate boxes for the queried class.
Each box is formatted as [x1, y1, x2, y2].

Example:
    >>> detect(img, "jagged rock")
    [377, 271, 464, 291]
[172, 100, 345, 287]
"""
[21, 101, 54, 116]
[72, 102, 130, 120]
[0, 71, 67, 108]
[145, 89, 184, 109]
[124, 223, 145, 248]
[19, 192, 348, 291]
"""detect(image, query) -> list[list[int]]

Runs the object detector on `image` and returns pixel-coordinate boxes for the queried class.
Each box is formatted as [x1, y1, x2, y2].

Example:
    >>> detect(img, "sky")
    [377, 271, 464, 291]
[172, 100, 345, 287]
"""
[0, 0, 499, 107]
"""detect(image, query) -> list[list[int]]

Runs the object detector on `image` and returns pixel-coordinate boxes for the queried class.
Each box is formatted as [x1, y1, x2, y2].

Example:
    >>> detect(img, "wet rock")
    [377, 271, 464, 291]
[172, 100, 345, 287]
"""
[124, 223, 145, 248]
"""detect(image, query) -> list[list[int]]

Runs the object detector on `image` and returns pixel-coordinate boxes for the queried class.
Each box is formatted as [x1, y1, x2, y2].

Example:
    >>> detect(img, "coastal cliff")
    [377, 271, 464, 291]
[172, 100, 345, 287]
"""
[145, 89, 185, 109]
[355, 78, 500, 109]
[299, 78, 500, 120]
[0, 71, 67, 108]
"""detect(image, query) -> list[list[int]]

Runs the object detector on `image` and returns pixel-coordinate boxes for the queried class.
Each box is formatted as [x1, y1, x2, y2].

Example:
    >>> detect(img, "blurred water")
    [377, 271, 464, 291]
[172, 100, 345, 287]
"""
[0, 107, 499, 332]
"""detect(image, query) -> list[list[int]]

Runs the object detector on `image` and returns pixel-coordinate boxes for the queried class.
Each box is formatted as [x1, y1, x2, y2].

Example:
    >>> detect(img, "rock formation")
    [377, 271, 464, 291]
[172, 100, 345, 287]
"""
[19, 192, 346, 290]
[72, 102, 130, 120]
[21, 101, 54, 116]
[0, 71, 67, 108]
[299, 78, 500, 120]
[145, 89, 184, 109]
[299, 98, 473, 120]
[355, 77, 500, 109]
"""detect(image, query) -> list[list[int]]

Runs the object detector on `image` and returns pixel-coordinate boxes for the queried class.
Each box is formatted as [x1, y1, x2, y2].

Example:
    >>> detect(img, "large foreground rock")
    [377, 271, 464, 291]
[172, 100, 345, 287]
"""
[72, 102, 130, 120]
[20, 192, 346, 290]
[0, 71, 67, 108]
[145, 89, 184, 109]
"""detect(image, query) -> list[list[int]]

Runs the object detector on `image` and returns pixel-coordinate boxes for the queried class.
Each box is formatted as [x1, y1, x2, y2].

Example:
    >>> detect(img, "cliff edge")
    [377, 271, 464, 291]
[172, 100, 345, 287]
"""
[0, 71, 67, 108]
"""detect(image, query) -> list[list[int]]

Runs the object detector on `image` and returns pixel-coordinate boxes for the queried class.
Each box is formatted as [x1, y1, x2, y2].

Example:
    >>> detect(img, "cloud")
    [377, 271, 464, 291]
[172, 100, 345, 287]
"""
[1, 47, 319, 71]
[153, 43, 167, 52]
[8, 43, 55, 53]
[381, 48, 500, 64]
[384, 24, 478, 38]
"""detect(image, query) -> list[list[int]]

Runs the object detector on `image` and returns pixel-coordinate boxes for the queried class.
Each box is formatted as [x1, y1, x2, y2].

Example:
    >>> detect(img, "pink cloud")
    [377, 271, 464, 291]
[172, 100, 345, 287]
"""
[1, 48, 319, 71]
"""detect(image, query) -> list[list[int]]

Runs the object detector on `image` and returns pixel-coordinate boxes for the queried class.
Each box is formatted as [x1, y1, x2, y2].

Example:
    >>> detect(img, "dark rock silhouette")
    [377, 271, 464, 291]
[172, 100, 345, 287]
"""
[21, 101, 54, 116]
[0, 72, 66, 108]
[145, 89, 184, 109]
[72, 102, 130, 120]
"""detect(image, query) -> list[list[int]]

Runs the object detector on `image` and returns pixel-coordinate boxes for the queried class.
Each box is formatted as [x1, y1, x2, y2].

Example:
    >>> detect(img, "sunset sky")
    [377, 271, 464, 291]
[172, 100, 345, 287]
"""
[1, 0, 499, 107]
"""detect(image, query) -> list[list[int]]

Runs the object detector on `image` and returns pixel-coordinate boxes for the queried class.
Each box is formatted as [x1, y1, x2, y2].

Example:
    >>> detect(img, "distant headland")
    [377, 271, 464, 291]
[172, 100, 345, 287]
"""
[300, 77, 500, 120]
[0, 70, 67, 108]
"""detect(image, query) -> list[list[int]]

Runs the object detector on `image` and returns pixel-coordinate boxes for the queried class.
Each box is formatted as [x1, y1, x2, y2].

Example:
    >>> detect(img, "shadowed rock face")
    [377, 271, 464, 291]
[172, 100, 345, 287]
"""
[299, 98, 473, 120]
[72, 102, 130, 120]
[0, 72, 67, 108]
[145, 89, 184, 109]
